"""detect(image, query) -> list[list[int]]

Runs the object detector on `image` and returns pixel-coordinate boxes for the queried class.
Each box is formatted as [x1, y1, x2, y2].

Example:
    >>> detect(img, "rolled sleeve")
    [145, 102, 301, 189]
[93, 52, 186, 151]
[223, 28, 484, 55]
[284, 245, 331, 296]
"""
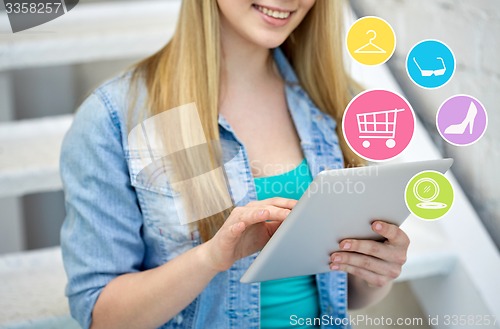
[60, 88, 145, 329]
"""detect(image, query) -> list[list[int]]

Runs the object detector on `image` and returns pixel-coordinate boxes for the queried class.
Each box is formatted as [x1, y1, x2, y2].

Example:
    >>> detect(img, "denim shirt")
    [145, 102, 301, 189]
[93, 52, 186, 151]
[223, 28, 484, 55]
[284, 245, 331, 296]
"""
[60, 48, 350, 329]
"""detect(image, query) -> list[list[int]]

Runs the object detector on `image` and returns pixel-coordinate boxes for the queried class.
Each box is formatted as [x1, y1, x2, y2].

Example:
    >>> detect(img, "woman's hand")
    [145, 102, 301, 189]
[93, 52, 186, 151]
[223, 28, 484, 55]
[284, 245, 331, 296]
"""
[202, 197, 297, 272]
[329, 221, 410, 288]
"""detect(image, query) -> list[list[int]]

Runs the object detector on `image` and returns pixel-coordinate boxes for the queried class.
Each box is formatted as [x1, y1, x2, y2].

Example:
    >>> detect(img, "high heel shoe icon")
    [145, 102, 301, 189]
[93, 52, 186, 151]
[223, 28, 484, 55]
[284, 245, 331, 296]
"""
[444, 101, 478, 135]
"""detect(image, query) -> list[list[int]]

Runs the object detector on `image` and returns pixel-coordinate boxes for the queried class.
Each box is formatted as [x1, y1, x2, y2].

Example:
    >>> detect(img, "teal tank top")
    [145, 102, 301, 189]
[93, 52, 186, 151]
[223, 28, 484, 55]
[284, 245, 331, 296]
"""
[254, 158, 320, 328]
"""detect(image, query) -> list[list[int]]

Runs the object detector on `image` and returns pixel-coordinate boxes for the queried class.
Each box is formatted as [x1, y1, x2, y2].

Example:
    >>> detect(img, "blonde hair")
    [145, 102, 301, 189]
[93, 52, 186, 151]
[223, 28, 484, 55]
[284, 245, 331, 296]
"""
[131, 0, 363, 242]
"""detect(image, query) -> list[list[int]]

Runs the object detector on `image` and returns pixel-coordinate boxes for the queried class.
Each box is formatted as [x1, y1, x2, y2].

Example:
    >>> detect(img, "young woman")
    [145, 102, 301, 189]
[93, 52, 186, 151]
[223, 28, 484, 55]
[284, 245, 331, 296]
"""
[60, 0, 410, 328]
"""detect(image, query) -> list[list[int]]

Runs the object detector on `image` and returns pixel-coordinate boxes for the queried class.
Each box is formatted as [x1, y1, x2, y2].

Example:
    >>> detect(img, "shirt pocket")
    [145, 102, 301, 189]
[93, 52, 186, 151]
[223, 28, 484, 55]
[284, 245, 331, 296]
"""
[126, 149, 179, 197]
[125, 153, 198, 261]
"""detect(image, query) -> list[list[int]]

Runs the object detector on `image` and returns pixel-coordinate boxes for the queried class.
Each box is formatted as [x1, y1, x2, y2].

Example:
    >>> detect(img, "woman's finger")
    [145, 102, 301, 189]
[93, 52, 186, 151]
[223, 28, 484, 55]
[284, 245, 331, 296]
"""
[339, 238, 388, 260]
[263, 220, 282, 236]
[372, 221, 410, 248]
[330, 252, 401, 279]
[338, 238, 407, 265]
[247, 197, 297, 210]
[232, 206, 291, 227]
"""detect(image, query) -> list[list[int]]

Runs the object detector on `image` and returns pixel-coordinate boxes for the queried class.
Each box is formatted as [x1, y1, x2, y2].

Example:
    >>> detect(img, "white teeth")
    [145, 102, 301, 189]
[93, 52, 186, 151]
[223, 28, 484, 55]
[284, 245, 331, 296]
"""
[256, 5, 291, 19]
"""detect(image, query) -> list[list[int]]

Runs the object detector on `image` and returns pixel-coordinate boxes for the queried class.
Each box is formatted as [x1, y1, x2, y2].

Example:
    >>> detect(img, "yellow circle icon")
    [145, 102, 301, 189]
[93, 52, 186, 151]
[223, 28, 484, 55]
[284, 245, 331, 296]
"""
[346, 16, 396, 66]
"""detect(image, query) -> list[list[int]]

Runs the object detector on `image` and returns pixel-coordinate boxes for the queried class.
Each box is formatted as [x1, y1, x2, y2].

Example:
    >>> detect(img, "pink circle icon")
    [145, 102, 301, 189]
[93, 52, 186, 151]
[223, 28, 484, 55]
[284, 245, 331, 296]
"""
[342, 90, 415, 162]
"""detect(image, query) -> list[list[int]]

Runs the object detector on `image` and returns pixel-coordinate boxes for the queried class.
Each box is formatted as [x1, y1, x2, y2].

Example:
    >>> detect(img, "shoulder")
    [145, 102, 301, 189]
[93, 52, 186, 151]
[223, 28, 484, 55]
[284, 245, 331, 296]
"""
[69, 70, 147, 147]
[84, 70, 145, 120]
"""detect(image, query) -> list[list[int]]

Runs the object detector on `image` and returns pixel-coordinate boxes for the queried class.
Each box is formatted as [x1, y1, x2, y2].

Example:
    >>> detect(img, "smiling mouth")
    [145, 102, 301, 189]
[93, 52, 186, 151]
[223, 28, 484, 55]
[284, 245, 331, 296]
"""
[253, 4, 293, 19]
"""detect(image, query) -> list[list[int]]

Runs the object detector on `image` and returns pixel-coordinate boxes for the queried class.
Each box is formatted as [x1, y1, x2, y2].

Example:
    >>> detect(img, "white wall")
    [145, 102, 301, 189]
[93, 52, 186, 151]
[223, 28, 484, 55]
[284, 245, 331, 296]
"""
[351, 0, 500, 248]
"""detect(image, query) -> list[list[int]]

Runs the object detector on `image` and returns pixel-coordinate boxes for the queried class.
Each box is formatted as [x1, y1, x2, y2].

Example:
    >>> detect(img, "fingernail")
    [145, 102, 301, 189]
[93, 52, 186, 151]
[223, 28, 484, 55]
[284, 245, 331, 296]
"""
[259, 209, 265, 215]
[342, 242, 351, 250]
[330, 264, 340, 270]
[333, 256, 341, 262]
[375, 223, 383, 231]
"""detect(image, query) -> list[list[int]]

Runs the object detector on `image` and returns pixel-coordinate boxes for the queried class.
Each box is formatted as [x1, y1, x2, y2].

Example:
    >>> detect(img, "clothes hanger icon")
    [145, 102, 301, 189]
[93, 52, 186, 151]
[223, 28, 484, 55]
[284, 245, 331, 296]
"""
[354, 30, 387, 54]
[413, 57, 446, 77]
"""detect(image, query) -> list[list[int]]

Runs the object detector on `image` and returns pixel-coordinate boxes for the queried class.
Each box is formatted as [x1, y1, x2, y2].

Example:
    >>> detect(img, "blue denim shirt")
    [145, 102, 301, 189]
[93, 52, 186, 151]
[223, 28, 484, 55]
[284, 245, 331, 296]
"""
[60, 48, 350, 329]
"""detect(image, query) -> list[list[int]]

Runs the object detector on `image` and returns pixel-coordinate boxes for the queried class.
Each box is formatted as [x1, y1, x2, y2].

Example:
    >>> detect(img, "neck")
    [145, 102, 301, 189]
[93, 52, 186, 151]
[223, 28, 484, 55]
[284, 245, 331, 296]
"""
[219, 23, 277, 88]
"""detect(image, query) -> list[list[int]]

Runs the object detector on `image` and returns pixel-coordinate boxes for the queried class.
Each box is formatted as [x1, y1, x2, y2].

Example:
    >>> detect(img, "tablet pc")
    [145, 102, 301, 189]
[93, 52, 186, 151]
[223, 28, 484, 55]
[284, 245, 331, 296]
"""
[240, 158, 453, 283]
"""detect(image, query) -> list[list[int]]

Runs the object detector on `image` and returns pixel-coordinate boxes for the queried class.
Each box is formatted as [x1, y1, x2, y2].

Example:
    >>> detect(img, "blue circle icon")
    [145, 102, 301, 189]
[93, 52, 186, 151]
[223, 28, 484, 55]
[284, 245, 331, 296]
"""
[406, 40, 455, 89]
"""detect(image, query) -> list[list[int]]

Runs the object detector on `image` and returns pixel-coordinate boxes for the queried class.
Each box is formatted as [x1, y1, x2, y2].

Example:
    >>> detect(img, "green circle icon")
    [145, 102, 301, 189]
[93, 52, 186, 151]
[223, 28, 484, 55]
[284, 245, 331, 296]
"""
[405, 170, 454, 221]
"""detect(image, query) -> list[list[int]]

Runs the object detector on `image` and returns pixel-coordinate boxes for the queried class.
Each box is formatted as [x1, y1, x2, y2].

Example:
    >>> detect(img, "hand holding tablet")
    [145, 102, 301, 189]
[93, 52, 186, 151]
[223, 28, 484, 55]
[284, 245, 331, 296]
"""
[329, 219, 410, 288]
[240, 159, 453, 283]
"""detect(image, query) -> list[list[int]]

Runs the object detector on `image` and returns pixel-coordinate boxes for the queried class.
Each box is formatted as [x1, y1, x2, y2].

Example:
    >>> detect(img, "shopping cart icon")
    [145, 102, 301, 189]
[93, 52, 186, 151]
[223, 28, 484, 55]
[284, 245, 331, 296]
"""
[357, 108, 405, 149]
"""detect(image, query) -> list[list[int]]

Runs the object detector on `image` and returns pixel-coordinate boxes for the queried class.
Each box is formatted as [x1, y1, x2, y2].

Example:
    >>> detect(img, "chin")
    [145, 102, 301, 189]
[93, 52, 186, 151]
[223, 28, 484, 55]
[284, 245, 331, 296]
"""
[252, 31, 291, 49]
[258, 38, 289, 49]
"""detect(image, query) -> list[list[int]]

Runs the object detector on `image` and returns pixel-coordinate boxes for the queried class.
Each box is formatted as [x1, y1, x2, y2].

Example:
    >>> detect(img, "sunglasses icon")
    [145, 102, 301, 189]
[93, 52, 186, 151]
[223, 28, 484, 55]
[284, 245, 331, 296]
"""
[413, 57, 446, 77]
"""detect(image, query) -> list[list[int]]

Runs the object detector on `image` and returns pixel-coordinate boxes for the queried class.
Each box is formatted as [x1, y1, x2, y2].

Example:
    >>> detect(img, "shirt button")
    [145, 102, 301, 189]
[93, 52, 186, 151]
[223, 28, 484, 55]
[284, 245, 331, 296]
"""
[174, 314, 183, 324]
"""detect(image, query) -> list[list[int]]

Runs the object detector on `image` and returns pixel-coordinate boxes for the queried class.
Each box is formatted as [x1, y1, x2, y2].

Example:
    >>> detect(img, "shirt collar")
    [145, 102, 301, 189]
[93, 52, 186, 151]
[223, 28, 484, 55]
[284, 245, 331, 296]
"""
[272, 47, 300, 85]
